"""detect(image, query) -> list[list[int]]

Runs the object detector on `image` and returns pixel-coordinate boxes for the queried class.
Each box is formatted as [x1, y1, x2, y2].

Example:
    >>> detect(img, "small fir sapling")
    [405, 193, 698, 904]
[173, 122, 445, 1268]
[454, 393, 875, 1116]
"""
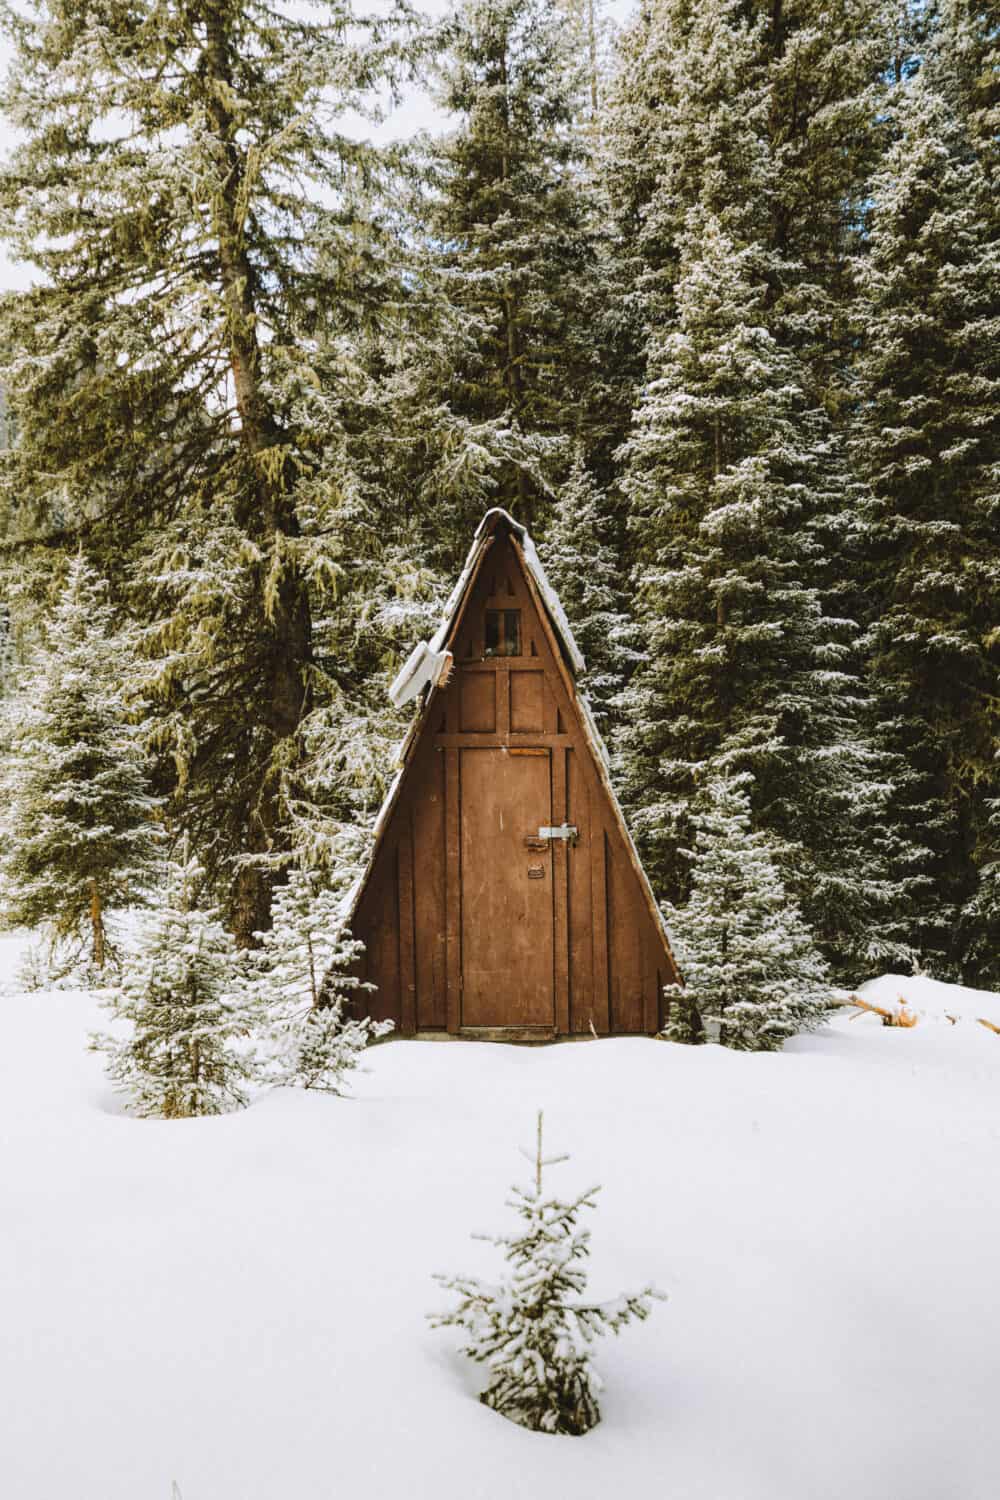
[662, 771, 830, 1050]
[92, 851, 250, 1118]
[0, 554, 161, 976]
[238, 867, 392, 1094]
[431, 1111, 663, 1436]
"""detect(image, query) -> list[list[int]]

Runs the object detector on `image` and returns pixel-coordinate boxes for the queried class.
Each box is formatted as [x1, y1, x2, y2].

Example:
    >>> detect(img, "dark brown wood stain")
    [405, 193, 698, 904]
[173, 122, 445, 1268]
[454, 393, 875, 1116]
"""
[351, 522, 680, 1037]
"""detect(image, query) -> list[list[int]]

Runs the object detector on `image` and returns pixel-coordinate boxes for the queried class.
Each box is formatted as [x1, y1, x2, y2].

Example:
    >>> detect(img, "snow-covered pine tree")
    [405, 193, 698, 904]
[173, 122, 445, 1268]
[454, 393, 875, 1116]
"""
[853, 0, 1000, 980]
[602, 0, 931, 974]
[426, 0, 613, 530]
[0, 593, 13, 700]
[603, 0, 772, 337]
[431, 1111, 662, 1436]
[606, 0, 900, 409]
[662, 771, 830, 1051]
[959, 800, 1000, 993]
[0, 554, 161, 972]
[615, 213, 914, 976]
[235, 865, 392, 1095]
[0, 0, 423, 944]
[554, 0, 610, 127]
[537, 448, 638, 731]
[93, 851, 249, 1118]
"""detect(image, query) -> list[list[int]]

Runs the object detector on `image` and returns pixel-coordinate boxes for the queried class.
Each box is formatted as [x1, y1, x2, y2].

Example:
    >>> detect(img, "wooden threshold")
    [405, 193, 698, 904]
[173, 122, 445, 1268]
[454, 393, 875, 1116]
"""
[402, 1029, 617, 1043]
[458, 1026, 559, 1043]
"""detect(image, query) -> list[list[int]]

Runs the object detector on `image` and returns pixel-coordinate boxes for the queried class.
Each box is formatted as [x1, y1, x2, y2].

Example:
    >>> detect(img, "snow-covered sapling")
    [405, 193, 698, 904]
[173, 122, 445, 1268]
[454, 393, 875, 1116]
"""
[236, 867, 392, 1094]
[431, 1112, 664, 1435]
[662, 771, 830, 1050]
[274, 996, 393, 1094]
[0, 554, 161, 975]
[92, 852, 250, 1118]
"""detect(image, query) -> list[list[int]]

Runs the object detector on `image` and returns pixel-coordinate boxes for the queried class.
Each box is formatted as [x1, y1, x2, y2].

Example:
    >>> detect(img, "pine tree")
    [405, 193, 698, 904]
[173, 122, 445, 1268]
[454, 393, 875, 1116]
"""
[0, 0, 422, 942]
[615, 214, 913, 974]
[555, 0, 609, 127]
[235, 865, 393, 1094]
[537, 448, 638, 731]
[0, 555, 161, 971]
[92, 852, 249, 1118]
[603, 0, 772, 325]
[425, 0, 612, 530]
[431, 1111, 662, 1436]
[662, 772, 830, 1051]
[605, 0, 899, 400]
[601, 0, 935, 975]
[853, 0, 1000, 978]
[959, 800, 1000, 993]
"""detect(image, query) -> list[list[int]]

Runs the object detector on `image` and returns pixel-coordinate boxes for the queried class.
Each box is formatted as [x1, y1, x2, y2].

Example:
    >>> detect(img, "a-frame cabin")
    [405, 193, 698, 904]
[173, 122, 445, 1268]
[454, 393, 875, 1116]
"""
[347, 509, 681, 1039]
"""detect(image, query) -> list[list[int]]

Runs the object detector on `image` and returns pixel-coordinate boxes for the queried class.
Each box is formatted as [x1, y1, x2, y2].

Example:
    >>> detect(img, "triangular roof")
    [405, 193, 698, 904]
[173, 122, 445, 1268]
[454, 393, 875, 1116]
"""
[345, 509, 677, 973]
[428, 508, 586, 676]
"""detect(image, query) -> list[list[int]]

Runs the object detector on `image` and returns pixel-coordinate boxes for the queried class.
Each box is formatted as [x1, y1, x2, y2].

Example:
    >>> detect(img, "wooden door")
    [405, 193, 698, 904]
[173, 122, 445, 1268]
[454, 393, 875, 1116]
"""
[459, 747, 555, 1028]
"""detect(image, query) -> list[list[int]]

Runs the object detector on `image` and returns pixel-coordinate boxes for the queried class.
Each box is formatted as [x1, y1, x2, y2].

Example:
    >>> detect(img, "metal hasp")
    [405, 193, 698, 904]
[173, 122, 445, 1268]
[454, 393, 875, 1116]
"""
[538, 824, 579, 846]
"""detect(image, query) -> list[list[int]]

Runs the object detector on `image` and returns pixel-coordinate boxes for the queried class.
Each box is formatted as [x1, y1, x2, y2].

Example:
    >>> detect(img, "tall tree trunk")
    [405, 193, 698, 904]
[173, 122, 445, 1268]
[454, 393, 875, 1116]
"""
[89, 879, 105, 970]
[498, 41, 532, 527]
[587, 0, 599, 120]
[203, 2, 313, 945]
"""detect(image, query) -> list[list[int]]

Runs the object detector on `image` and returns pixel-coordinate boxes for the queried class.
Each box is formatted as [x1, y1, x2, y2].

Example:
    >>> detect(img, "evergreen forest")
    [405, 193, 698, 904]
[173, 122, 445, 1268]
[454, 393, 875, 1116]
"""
[0, 0, 996, 1005]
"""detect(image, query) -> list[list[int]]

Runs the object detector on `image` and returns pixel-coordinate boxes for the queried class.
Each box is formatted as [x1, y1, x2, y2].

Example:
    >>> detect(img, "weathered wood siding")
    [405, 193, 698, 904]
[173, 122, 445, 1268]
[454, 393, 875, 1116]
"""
[351, 528, 679, 1036]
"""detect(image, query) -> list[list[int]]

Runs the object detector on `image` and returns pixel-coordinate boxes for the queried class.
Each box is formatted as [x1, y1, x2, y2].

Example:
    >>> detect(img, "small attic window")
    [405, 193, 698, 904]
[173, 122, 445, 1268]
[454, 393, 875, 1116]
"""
[485, 609, 521, 657]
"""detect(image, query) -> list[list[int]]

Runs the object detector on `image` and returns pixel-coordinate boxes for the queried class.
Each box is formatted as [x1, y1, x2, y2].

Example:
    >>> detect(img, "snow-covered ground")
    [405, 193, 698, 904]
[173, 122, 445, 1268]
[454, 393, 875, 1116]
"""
[2, 931, 998, 1500]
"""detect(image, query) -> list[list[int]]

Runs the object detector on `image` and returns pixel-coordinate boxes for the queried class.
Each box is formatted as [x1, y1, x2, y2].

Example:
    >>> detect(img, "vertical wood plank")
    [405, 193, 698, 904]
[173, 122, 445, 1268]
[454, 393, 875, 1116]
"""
[398, 815, 417, 1036]
[542, 666, 558, 734]
[445, 747, 462, 1032]
[461, 747, 554, 1027]
[643, 931, 660, 1036]
[552, 746, 570, 1035]
[591, 828, 610, 1034]
[566, 749, 593, 1032]
[444, 662, 459, 733]
[496, 661, 510, 740]
[413, 744, 447, 1030]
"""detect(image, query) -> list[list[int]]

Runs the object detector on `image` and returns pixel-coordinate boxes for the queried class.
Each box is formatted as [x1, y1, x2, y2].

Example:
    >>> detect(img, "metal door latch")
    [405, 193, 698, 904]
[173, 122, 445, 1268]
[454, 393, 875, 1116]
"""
[538, 824, 579, 846]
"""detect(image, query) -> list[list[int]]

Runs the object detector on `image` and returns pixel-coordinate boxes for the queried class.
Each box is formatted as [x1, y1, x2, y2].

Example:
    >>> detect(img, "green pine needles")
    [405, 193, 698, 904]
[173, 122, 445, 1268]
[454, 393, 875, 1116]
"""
[0, 555, 162, 974]
[234, 866, 393, 1094]
[93, 858, 391, 1116]
[92, 853, 252, 1119]
[663, 773, 831, 1051]
[432, 1112, 663, 1436]
[0, 0, 424, 943]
